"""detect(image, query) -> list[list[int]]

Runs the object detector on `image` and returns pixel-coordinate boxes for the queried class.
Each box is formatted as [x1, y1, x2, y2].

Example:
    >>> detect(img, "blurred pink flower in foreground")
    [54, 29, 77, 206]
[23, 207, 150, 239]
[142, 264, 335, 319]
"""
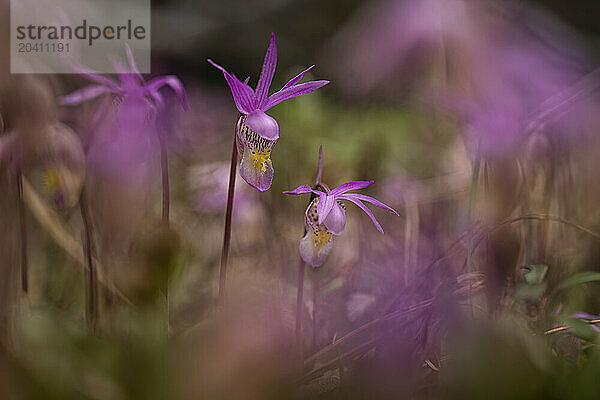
[61, 44, 188, 113]
[325, 0, 600, 158]
[188, 162, 260, 222]
[60, 44, 188, 182]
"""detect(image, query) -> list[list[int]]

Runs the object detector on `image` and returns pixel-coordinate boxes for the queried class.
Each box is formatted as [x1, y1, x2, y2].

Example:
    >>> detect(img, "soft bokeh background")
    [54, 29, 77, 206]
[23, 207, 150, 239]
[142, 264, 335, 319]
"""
[3, 0, 600, 398]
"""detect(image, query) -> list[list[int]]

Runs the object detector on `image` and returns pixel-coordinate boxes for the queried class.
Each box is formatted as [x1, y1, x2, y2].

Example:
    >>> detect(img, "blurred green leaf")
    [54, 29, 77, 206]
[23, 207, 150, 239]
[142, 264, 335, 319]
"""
[553, 272, 600, 294]
[561, 317, 600, 343]
[515, 283, 547, 301]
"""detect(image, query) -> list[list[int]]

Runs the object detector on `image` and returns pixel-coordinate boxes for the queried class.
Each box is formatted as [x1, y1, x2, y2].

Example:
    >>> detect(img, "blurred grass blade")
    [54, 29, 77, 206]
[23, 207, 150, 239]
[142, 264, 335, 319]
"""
[553, 271, 600, 294]
[22, 177, 133, 306]
[561, 317, 600, 342]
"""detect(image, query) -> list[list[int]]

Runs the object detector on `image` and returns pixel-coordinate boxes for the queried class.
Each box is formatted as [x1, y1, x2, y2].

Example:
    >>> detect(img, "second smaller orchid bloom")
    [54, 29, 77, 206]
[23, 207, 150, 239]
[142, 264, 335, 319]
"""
[284, 180, 399, 267]
[208, 33, 329, 191]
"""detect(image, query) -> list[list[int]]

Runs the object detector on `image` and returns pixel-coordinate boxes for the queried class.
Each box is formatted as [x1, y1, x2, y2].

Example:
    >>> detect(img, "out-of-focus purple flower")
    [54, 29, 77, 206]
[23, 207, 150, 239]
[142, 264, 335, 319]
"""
[0, 77, 86, 209]
[60, 44, 188, 186]
[40, 123, 86, 209]
[0, 122, 85, 209]
[189, 162, 260, 222]
[346, 292, 377, 321]
[570, 312, 599, 321]
[60, 44, 188, 115]
[326, 0, 599, 159]
[208, 33, 329, 191]
[284, 180, 398, 267]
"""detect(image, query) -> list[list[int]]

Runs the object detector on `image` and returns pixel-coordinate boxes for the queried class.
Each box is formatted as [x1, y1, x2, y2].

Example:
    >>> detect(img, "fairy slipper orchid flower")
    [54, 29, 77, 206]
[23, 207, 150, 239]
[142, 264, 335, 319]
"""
[60, 44, 188, 116]
[284, 180, 399, 267]
[208, 33, 329, 191]
[60, 43, 188, 233]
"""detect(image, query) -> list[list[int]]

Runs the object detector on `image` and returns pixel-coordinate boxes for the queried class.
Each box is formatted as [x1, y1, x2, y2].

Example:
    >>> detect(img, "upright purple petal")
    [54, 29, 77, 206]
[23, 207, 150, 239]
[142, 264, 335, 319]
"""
[323, 202, 346, 235]
[264, 80, 330, 111]
[59, 85, 114, 106]
[245, 110, 279, 140]
[146, 75, 189, 111]
[255, 33, 277, 108]
[207, 59, 256, 114]
[314, 145, 324, 186]
[125, 43, 143, 80]
[341, 196, 385, 234]
[283, 185, 314, 195]
[281, 65, 315, 90]
[317, 194, 336, 225]
[330, 180, 374, 195]
[113, 59, 140, 90]
[340, 193, 399, 215]
[113, 59, 130, 76]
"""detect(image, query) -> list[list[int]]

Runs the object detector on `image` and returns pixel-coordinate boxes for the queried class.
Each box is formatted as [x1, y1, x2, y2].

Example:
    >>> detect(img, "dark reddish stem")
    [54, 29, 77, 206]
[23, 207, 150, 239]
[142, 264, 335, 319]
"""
[219, 117, 239, 301]
[157, 118, 171, 333]
[16, 169, 28, 294]
[158, 124, 170, 226]
[80, 190, 97, 332]
[296, 146, 324, 349]
[312, 275, 319, 350]
[296, 256, 306, 344]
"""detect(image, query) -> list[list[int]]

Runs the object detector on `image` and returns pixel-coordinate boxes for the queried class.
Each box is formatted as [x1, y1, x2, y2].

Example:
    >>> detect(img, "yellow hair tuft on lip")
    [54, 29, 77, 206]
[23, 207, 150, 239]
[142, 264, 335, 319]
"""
[312, 231, 333, 253]
[249, 149, 271, 174]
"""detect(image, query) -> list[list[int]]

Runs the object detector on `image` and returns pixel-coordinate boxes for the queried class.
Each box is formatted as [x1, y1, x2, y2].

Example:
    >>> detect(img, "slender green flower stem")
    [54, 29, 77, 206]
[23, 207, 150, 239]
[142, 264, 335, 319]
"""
[219, 117, 240, 301]
[16, 168, 28, 295]
[80, 190, 97, 332]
